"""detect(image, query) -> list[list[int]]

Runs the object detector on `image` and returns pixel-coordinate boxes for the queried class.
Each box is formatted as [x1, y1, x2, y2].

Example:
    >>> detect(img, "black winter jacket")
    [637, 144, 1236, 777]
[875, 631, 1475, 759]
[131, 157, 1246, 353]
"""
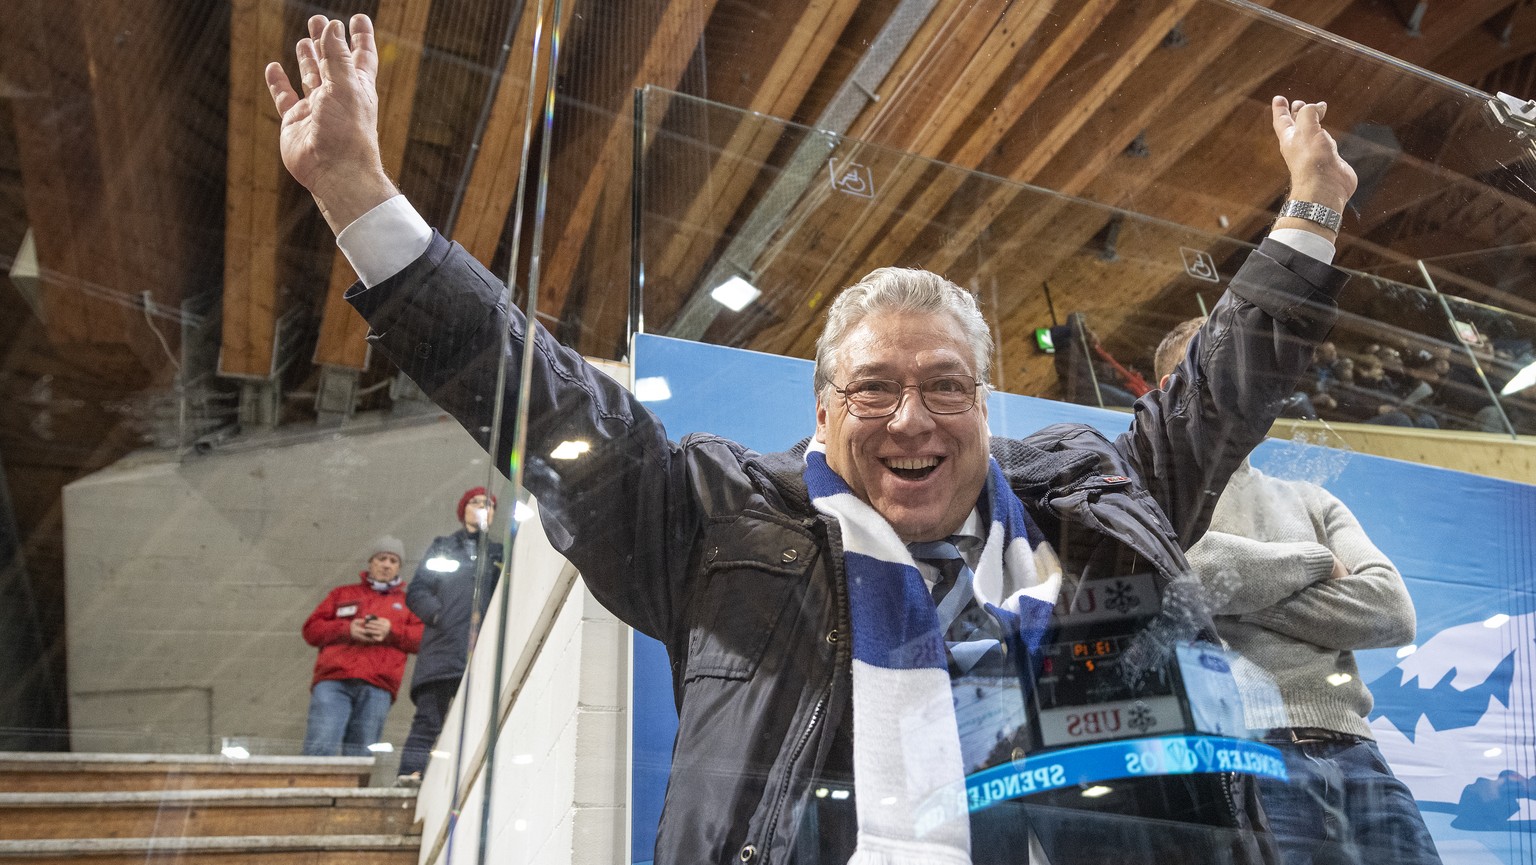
[405, 528, 504, 694]
[348, 234, 1345, 865]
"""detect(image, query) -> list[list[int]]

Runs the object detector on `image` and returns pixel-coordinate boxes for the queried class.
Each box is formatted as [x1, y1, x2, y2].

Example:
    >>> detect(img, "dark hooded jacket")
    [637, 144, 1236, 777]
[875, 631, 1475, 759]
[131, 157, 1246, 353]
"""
[347, 233, 1345, 865]
[405, 527, 504, 694]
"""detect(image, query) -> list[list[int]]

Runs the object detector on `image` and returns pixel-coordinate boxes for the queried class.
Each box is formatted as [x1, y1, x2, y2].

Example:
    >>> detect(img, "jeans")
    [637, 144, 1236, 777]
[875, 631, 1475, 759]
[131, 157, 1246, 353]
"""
[301, 678, 394, 757]
[399, 678, 459, 776]
[1257, 737, 1442, 865]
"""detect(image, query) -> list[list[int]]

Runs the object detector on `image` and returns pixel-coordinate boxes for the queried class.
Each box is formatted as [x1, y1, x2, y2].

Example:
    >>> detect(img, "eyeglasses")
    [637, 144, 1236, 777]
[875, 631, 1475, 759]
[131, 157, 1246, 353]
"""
[832, 375, 983, 418]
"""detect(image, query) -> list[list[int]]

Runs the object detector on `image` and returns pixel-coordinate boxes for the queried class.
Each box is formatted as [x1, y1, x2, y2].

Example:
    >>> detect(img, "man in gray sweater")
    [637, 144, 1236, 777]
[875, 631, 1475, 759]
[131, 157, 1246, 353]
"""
[1155, 321, 1441, 864]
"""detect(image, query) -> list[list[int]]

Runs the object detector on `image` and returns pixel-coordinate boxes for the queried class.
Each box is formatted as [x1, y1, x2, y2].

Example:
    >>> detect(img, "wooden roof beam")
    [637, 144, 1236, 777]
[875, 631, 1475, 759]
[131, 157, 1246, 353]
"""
[853, 0, 1196, 284]
[533, 0, 723, 322]
[3, 0, 112, 350]
[744, 0, 1065, 351]
[823, 0, 1134, 282]
[657, 0, 997, 343]
[451, 0, 574, 266]
[903, 0, 1351, 288]
[571, 0, 858, 357]
[644, 0, 866, 322]
[220, 0, 286, 378]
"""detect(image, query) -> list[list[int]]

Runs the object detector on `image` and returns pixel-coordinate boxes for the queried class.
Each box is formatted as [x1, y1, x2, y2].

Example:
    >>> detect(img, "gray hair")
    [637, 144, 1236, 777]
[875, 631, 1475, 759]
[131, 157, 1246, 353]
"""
[812, 267, 993, 397]
[1153, 316, 1207, 382]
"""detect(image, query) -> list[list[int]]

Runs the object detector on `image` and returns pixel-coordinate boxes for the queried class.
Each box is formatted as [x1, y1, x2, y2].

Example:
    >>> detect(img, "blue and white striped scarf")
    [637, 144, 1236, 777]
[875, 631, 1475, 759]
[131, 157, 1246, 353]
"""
[804, 441, 1061, 864]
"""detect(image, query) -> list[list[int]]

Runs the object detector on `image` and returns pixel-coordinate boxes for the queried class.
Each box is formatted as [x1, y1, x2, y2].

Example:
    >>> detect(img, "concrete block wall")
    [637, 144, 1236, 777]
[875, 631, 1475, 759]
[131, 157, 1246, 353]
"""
[61, 416, 504, 757]
[413, 503, 629, 865]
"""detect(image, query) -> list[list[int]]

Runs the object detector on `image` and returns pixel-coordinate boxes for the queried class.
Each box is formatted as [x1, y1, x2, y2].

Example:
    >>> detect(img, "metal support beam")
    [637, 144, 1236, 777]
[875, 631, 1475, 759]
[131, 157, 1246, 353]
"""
[314, 364, 361, 426]
[238, 379, 279, 430]
[1094, 214, 1124, 263]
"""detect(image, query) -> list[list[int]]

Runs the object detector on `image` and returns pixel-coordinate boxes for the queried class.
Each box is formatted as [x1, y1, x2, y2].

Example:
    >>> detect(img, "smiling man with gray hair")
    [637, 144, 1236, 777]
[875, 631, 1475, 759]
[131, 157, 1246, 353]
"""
[267, 14, 1358, 864]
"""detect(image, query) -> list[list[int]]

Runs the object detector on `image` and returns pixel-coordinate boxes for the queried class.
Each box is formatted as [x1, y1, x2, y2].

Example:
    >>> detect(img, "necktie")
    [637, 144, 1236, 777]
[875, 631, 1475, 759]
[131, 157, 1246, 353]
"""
[907, 538, 1001, 673]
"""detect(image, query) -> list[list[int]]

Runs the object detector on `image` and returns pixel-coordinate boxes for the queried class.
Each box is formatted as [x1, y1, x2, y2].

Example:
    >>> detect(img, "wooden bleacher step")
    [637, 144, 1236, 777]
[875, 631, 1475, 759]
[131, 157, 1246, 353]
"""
[0, 787, 419, 840]
[0, 754, 420, 864]
[0, 754, 375, 794]
[0, 834, 418, 864]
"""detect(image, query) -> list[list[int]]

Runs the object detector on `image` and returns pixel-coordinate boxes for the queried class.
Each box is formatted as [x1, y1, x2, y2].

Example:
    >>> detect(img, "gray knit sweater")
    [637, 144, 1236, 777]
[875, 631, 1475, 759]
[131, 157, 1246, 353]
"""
[1185, 461, 1416, 738]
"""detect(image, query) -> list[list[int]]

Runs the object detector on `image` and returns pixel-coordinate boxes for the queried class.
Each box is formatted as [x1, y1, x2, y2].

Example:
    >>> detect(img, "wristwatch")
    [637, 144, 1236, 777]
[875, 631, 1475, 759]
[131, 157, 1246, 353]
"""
[1278, 199, 1343, 233]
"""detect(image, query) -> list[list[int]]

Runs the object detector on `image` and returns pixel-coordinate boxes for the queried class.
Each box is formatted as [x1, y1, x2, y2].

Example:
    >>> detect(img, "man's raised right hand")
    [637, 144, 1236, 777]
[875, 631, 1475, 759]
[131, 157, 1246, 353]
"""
[265, 14, 397, 235]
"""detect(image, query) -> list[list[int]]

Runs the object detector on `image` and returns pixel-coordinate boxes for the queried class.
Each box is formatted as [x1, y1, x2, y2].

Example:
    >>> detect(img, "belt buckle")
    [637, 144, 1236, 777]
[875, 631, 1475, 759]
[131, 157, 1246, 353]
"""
[1289, 728, 1323, 745]
[1288, 727, 1350, 745]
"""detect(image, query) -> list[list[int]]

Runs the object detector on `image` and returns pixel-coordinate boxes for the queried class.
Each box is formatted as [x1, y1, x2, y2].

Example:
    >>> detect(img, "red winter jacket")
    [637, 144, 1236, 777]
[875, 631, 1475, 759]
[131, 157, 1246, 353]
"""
[302, 574, 424, 699]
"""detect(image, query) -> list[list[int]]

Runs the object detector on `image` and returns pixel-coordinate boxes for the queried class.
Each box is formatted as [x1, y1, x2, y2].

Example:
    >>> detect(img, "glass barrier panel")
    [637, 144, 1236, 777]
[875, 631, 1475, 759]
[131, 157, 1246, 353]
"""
[3, 0, 1535, 864]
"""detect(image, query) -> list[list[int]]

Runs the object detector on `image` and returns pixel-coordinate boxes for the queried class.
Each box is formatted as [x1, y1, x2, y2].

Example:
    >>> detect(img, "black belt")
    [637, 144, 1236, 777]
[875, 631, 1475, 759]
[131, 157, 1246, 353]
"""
[1262, 726, 1362, 745]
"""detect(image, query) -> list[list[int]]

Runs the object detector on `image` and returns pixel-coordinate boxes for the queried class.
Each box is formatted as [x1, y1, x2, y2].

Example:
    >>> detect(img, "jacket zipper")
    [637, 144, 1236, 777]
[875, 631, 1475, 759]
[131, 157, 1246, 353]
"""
[758, 680, 831, 862]
[759, 516, 845, 863]
[1220, 766, 1240, 824]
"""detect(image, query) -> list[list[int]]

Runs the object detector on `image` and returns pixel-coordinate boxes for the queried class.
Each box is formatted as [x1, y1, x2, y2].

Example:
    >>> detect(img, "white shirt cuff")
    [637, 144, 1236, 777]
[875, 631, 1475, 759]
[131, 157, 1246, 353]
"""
[1267, 228, 1335, 265]
[335, 195, 433, 288]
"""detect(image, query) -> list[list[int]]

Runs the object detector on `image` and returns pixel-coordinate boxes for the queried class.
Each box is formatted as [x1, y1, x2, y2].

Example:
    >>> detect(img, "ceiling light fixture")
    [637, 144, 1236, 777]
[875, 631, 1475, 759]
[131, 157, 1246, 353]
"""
[710, 275, 760, 312]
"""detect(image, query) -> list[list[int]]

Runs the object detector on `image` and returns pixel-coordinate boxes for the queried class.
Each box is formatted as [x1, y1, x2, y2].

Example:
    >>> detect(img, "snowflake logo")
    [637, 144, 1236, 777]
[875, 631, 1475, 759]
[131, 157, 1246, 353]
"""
[1105, 580, 1141, 615]
[1127, 702, 1157, 733]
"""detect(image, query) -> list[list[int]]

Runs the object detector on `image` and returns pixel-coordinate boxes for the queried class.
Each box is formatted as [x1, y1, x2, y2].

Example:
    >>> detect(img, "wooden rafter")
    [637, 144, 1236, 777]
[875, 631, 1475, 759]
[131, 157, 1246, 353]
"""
[738, 0, 1052, 350]
[643, 0, 862, 329]
[450, 0, 576, 267]
[534, 0, 722, 322]
[221, 0, 287, 378]
[860, 0, 1197, 280]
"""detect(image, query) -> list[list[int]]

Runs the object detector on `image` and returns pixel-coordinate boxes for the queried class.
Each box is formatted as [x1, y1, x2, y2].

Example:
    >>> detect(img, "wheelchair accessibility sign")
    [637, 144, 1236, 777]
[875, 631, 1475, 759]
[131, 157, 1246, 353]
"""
[1180, 247, 1221, 283]
[829, 159, 876, 198]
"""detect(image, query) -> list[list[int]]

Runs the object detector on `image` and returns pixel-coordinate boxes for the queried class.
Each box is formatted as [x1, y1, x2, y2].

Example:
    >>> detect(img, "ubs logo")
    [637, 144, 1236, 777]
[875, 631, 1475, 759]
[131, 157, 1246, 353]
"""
[1041, 696, 1179, 746]
[1065, 708, 1123, 738]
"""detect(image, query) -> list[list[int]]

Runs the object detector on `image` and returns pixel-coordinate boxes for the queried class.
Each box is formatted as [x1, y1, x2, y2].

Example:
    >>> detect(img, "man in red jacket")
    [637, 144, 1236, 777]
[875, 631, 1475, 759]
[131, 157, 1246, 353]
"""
[301, 536, 424, 756]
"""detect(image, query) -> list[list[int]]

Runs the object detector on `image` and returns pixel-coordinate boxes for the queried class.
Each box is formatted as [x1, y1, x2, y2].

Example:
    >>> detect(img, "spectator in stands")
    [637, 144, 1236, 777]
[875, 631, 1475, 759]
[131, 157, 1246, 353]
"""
[1330, 353, 1432, 427]
[1304, 340, 1344, 415]
[1051, 312, 1147, 407]
[1369, 343, 1438, 428]
[396, 487, 504, 786]
[301, 536, 423, 757]
[1395, 345, 1452, 425]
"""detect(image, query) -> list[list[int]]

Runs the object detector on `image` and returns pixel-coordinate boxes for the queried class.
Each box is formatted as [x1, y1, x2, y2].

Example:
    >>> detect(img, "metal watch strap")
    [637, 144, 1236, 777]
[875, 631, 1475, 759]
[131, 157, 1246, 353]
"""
[1278, 199, 1342, 232]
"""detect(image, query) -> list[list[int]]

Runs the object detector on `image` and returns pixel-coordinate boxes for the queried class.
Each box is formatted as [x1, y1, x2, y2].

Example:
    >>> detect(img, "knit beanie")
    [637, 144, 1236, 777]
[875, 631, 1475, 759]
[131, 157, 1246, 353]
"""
[370, 535, 405, 561]
[457, 487, 498, 521]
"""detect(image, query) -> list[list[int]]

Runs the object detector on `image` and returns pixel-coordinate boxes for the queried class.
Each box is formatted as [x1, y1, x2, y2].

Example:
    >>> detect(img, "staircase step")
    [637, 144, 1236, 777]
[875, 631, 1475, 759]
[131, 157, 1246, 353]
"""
[0, 834, 417, 864]
[0, 788, 420, 841]
[0, 754, 374, 793]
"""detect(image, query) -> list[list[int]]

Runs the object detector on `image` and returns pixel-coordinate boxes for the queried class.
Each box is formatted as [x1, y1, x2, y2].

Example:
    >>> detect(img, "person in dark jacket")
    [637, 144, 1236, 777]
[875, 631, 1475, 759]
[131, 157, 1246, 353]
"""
[395, 487, 504, 785]
[267, 16, 1357, 864]
[301, 535, 423, 756]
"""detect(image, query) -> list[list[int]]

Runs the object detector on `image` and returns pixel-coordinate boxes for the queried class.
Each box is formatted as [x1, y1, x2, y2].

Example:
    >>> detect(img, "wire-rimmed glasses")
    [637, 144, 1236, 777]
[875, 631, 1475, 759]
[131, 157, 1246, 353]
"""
[832, 374, 984, 418]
